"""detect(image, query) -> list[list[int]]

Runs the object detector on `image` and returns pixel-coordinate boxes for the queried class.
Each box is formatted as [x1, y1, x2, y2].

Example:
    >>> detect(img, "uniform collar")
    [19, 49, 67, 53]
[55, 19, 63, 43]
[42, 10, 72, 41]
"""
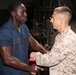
[8, 18, 23, 29]
[59, 26, 71, 35]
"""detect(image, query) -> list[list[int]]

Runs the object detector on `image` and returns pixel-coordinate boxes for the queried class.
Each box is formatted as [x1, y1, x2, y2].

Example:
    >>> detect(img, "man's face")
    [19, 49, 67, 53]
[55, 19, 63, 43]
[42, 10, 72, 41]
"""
[50, 12, 61, 30]
[13, 4, 27, 24]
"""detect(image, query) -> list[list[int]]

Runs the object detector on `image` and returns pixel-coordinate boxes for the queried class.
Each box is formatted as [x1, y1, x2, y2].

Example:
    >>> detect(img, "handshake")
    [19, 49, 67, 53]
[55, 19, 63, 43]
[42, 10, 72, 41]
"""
[29, 52, 44, 75]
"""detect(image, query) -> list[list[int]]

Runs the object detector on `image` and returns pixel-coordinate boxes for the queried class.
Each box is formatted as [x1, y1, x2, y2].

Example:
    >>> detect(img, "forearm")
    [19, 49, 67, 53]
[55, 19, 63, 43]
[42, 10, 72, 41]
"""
[4, 56, 34, 72]
[29, 36, 48, 54]
[33, 43, 48, 54]
[35, 51, 66, 67]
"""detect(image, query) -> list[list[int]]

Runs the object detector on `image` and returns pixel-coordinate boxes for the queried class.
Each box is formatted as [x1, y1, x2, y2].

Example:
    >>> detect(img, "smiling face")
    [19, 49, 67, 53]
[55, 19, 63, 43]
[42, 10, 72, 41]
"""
[12, 3, 27, 24]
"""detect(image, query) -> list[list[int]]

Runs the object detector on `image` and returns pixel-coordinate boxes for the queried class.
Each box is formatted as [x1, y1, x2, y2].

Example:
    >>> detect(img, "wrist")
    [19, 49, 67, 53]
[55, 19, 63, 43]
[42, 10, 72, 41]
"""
[26, 65, 31, 72]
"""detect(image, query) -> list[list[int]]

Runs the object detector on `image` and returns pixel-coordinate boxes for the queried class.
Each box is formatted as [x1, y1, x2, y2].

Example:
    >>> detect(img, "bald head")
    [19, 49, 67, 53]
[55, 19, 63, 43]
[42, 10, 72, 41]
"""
[54, 6, 72, 22]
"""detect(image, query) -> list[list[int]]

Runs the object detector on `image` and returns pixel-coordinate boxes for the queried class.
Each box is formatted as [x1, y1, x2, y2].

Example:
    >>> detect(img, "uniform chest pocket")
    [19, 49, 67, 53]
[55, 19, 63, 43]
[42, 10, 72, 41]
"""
[13, 39, 20, 44]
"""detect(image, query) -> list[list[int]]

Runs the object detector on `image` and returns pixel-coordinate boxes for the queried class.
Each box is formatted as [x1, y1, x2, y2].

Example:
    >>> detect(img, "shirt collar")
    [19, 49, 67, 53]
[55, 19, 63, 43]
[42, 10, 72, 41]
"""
[59, 26, 71, 35]
[8, 18, 23, 29]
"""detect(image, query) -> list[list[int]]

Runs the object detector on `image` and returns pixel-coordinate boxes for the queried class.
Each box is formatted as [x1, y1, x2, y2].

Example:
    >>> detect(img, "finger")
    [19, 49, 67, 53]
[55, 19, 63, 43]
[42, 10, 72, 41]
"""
[30, 72, 36, 75]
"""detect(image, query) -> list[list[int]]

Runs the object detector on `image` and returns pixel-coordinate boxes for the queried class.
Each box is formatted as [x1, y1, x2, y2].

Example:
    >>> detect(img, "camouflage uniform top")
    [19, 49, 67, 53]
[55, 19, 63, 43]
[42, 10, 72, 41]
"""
[35, 26, 76, 75]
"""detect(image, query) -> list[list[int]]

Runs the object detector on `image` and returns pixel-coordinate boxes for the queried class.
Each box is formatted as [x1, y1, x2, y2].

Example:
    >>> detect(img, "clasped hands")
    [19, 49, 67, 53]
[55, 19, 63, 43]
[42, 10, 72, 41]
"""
[30, 52, 44, 75]
[29, 52, 39, 75]
[30, 64, 40, 75]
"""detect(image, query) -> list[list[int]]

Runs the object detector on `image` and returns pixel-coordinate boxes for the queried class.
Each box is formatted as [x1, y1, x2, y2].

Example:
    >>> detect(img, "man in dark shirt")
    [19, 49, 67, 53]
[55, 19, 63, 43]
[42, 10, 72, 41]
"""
[0, 1, 47, 75]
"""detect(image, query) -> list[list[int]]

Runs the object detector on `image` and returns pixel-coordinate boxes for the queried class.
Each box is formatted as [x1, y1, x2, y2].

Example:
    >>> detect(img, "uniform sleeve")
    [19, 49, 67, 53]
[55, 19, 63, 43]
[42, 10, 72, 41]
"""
[35, 36, 72, 67]
[0, 28, 13, 46]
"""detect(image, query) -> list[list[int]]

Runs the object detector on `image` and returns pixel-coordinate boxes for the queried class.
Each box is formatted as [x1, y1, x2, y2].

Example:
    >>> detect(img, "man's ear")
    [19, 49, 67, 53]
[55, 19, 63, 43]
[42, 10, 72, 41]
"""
[59, 18, 63, 25]
[11, 11, 15, 16]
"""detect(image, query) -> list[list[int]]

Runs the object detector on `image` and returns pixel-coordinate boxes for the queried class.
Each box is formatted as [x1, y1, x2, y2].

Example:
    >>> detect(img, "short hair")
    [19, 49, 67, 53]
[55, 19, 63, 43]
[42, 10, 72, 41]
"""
[54, 6, 72, 21]
[8, 1, 23, 14]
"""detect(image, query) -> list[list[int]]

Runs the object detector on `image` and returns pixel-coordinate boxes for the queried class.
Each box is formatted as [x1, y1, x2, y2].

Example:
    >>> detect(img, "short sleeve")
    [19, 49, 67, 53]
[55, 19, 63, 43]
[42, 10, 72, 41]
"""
[0, 28, 13, 46]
